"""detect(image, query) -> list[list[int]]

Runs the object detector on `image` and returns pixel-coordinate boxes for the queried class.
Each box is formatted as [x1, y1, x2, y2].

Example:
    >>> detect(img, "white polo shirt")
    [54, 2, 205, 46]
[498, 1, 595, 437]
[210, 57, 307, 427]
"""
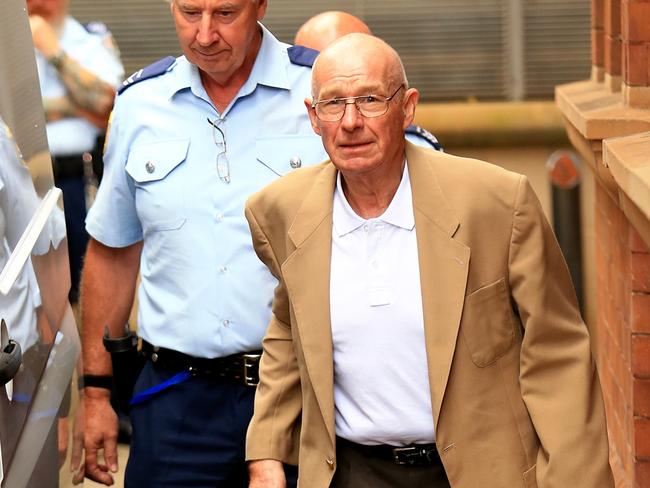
[330, 162, 435, 446]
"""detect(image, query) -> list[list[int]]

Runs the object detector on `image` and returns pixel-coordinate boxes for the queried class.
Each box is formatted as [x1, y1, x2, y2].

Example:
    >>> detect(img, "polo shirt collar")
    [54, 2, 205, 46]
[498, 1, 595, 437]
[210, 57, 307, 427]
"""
[333, 160, 415, 237]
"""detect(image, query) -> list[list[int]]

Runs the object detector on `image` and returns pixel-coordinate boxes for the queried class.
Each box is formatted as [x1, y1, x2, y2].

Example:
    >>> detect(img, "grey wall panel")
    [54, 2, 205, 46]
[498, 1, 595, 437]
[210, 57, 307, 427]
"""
[68, 0, 591, 101]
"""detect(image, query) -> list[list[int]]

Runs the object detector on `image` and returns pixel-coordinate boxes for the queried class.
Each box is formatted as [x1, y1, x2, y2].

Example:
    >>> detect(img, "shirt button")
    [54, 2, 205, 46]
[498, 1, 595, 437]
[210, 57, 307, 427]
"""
[289, 156, 302, 168]
[145, 161, 155, 173]
[326, 458, 335, 469]
[222, 319, 230, 327]
[215, 213, 224, 222]
[218, 266, 228, 273]
[363, 225, 369, 232]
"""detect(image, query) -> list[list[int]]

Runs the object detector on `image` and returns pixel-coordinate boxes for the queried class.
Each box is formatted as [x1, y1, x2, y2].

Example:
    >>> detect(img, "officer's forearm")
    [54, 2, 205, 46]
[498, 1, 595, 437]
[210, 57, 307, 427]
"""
[52, 53, 115, 120]
[43, 96, 76, 121]
[80, 239, 142, 378]
[44, 96, 110, 128]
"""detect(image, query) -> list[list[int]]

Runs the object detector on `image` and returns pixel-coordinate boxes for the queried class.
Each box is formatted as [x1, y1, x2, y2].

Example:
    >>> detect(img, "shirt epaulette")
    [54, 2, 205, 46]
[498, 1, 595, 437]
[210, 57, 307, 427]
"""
[118, 56, 176, 95]
[84, 21, 108, 35]
[406, 124, 443, 151]
[288, 45, 319, 68]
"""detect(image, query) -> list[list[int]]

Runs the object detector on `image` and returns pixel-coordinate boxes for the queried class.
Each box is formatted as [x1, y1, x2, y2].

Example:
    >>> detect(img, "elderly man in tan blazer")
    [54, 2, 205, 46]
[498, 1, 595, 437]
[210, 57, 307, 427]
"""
[245, 34, 614, 488]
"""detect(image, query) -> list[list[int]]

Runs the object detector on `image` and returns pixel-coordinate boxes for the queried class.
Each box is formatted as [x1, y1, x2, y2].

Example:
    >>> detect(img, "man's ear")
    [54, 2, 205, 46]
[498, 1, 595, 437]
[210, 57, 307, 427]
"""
[402, 88, 419, 129]
[256, 0, 268, 21]
[304, 98, 321, 136]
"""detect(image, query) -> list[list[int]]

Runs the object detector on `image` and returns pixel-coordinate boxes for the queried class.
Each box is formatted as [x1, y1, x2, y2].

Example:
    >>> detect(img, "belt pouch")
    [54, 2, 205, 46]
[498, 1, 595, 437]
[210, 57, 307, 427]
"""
[102, 324, 145, 413]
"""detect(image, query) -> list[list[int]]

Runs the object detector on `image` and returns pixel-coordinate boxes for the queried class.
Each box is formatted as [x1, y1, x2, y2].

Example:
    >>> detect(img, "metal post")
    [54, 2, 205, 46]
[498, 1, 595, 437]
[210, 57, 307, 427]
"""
[547, 150, 584, 310]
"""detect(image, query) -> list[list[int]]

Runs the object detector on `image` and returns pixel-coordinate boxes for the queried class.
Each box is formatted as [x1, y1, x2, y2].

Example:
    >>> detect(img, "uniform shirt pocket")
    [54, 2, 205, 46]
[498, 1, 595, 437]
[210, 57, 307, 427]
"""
[255, 134, 325, 177]
[125, 138, 189, 232]
[460, 277, 515, 367]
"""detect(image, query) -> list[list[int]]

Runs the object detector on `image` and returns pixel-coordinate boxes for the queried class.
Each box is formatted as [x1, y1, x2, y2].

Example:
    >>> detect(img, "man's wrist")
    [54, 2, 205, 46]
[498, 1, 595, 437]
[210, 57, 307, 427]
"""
[48, 50, 66, 70]
[78, 374, 112, 390]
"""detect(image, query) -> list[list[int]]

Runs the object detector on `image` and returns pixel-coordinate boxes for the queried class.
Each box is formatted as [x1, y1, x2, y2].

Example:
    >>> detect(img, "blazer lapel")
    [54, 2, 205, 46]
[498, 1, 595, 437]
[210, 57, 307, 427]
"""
[281, 163, 338, 445]
[407, 143, 470, 430]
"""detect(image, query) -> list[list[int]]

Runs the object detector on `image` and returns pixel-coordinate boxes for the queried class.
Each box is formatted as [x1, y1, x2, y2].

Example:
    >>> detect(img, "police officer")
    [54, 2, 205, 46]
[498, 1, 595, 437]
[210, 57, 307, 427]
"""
[0, 117, 68, 487]
[27, 0, 124, 304]
[80, 0, 326, 486]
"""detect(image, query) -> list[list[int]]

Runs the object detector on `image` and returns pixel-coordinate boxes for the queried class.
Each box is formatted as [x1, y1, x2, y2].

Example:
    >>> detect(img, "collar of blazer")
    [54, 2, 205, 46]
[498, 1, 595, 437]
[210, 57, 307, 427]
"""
[281, 141, 471, 444]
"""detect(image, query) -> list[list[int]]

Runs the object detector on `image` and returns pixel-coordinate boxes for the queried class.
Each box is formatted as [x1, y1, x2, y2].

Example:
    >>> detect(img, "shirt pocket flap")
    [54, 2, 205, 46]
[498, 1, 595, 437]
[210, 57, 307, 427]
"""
[125, 139, 190, 183]
[256, 134, 325, 176]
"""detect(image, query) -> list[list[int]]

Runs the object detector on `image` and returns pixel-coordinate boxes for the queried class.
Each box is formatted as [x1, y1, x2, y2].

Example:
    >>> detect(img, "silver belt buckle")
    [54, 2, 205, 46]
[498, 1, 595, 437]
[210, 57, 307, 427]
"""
[393, 445, 437, 466]
[392, 446, 418, 465]
[242, 353, 261, 386]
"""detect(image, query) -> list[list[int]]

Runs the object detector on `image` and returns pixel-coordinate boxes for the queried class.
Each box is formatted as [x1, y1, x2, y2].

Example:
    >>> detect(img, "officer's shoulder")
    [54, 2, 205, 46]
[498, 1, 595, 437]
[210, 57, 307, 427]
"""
[118, 56, 177, 95]
[287, 45, 319, 68]
[405, 124, 443, 151]
[83, 21, 109, 36]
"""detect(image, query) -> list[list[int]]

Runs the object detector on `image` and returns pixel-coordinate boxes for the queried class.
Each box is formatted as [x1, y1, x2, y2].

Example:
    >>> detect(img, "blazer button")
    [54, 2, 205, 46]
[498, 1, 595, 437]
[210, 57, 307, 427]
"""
[326, 458, 335, 469]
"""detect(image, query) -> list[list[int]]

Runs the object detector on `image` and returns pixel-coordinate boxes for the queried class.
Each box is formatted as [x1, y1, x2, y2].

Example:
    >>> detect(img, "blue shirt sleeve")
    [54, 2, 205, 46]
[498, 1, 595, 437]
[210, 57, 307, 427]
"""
[85, 101, 143, 247]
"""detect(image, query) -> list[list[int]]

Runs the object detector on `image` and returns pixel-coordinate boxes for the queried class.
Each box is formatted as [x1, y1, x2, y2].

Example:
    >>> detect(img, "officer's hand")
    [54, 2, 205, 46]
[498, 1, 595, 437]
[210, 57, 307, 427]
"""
[70, 399, 86, 485]
[28, 15, 61, 59]
[248, 459, 286, 488]
[83, 389, 119, 485]
[58, 416, 69, 469]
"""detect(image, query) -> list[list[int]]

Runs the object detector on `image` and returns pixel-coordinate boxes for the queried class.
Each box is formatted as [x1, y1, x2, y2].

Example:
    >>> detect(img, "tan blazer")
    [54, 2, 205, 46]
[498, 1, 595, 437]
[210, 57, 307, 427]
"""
[245, 142, 613, 488]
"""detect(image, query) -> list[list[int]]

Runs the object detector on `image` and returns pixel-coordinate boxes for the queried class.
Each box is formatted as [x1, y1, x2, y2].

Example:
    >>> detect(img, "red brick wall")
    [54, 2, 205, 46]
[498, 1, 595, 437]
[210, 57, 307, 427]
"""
[596, 183, 650, 487]
[622, 0, 650, 87]
[605, 0, 622, 78]
[593, 0, 605, 75]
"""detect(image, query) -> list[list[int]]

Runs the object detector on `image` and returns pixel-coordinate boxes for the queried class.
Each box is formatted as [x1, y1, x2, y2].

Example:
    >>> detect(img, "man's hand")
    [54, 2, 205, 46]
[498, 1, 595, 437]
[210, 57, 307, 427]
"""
[28, 15, 60, 59]
[69, 398, 85, 485]
[58, 417, 69, 469]
[83, 389, 119, 485]
[248, 459, 286, 488]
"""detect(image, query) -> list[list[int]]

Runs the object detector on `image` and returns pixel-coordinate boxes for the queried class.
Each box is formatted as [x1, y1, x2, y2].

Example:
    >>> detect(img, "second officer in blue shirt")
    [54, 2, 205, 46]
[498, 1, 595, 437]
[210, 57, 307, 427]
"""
[80, 0, 327, 486]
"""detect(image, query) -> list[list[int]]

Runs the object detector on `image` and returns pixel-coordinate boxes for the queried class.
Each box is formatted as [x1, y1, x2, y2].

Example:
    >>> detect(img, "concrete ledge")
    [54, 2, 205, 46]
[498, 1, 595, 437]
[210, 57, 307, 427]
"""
[556, 80, 650, 141]
[604, 132, 650, 244]
[413, 101, 567, 148]
[557, 78, 650, 248]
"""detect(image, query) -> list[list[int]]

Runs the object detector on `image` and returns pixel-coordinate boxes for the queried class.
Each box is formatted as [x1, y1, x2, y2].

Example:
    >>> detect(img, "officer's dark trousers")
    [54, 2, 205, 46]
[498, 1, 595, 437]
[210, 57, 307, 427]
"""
[125, 361, 297, 488]
[56, 176, 88, 304]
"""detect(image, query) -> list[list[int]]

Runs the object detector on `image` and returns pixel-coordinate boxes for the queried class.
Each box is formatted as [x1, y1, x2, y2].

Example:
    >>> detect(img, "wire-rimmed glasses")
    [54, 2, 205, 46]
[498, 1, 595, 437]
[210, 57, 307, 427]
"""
[311, 85, 404, 122]
[207, 117, 230, 183]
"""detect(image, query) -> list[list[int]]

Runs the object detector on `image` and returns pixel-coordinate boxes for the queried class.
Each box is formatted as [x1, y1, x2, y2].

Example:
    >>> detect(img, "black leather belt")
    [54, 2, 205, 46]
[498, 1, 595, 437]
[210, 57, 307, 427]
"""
[336, 436, 440, 467]
[52, 153, 87, 179]
[141, 340, 261, 387]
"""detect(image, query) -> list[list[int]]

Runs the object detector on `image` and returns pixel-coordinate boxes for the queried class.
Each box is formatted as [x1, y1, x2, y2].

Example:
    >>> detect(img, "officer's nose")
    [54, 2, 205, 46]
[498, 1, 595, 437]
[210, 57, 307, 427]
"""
[196, 14, 219, 46]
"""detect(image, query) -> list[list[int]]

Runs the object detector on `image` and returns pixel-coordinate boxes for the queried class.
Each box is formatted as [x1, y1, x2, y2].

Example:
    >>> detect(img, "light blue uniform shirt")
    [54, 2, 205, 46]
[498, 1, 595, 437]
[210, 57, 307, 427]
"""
[36, 16, 124, 156]
[86, 25, 327, 358]
[0, 119, 65, 351]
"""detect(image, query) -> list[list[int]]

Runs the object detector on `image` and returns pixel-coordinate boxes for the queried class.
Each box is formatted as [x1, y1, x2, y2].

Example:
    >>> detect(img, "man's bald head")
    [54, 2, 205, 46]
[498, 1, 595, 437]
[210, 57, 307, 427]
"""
[294, 11, 372, 52]
[311, 33, 408, 98]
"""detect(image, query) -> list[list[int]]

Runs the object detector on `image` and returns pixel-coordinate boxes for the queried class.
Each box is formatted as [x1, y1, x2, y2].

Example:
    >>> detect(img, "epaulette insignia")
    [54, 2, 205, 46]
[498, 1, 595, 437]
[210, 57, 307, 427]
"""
[84, 21, 108, 35]
[288, 45, 319, 68]
[406, 124, 443, 151]
[118, 56, 176, 95]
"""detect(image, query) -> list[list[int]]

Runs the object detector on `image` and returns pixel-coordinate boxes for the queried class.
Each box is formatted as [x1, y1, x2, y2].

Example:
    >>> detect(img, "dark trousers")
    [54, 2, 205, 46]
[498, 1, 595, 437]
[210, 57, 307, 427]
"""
[56, 176, 88, 304]
[125, 361, 297, 488]
[330, 439, 450, 488]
